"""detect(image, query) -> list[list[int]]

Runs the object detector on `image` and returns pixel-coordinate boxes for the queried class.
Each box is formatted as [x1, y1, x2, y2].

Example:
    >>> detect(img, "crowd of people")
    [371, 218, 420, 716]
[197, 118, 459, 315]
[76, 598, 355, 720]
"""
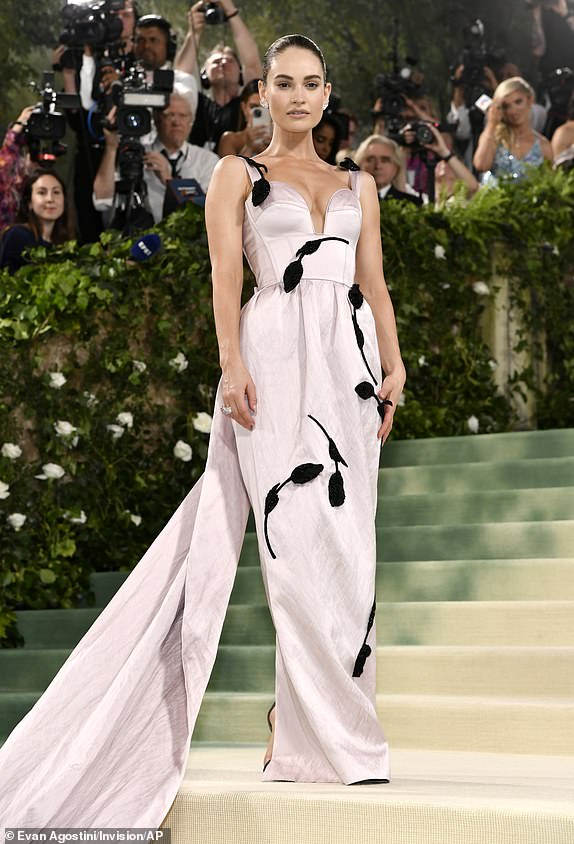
[1, 0, 573, 273]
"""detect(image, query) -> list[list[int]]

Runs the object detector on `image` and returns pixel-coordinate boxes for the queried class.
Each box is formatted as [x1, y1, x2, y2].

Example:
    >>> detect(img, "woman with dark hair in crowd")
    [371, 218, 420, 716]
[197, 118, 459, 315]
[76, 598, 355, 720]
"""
[217, 78, 273, 157]
[0, 34, 404, 825]
[551, 88, 574, 167]
[312, 112, 342, 163]
[0, 170, 74, 274]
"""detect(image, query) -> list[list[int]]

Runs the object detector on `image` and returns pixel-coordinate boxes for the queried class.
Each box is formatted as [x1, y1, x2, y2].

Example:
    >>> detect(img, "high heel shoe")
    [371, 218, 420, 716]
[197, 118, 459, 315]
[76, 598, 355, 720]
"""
[262, 700, 276, 772]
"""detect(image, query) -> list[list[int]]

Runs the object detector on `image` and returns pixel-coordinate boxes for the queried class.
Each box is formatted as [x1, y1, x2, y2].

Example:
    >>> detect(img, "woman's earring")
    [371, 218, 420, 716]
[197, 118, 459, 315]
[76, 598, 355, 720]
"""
[322, 103, 328, 111]
[261, 101, 269, 108]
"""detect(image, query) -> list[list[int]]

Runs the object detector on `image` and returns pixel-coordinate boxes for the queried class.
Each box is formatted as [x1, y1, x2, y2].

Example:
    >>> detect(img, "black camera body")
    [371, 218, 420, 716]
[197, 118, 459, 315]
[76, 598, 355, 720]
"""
[203, 2, 227, 26]
[25, 71, 81, 163]
[60, 0, 125, 51]
[373, 68, 421, 142]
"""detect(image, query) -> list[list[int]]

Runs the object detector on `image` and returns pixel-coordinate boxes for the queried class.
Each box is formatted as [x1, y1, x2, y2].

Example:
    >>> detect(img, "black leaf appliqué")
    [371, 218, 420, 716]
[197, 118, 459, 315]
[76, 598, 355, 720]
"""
[283, 237, 349, 293]
[355, 381, 393, 419]
[263, 463, 324, 559]
[352, 596, 377, 677]
[238, 155, 270, 207]
[307, 414, 348, 507]
[348, 284, 378, 385]
[338, 157, 360, 172]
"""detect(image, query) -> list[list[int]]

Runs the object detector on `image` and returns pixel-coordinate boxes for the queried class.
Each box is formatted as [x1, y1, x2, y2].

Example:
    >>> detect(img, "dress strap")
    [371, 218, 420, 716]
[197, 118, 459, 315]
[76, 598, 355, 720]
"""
[237, 155, 270, 206]
[338, 156, 361, 198]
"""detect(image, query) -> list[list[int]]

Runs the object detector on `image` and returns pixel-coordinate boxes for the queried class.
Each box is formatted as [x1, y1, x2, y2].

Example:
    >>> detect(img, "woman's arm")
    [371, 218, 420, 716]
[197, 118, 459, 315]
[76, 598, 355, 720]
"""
[551, 122, 574, 159]
[537, 132, 554, 162]
[204, 155, 256, 431]
[355, 171, 406, 443]
[473, 99, 502, 172]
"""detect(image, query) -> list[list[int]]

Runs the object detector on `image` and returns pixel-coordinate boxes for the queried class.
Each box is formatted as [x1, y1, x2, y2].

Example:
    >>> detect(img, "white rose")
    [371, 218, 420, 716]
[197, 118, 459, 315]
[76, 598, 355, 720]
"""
[35, 462, 66, 480]
[173, 440, 193, 462]
[398, 393, 406, 407]
[488, 359, 498, 371]
[441, 282, 451, 289]
[1, 442, 22, 460]
[84, 391, 99, 408]
[552, 245, 560, 256]
[192, 412, 212, 434]
[434, 244, 446, 260]
[107, 424, 125, 440]
[130, 514, 142, 526]
[418, 355, 427, 367]
[0, 480, 10, 500]
[169, 352, 189, 373]
[69, 510, 87, 525]
[472, 281, 490, 296]
[132, 360, 147, 373]
[7, 512, 26, 531]
[116, 411, 134, 429]
[54, 420, 77, 438]
[467, 415, 480, 434]
[48, 371, 67, 389]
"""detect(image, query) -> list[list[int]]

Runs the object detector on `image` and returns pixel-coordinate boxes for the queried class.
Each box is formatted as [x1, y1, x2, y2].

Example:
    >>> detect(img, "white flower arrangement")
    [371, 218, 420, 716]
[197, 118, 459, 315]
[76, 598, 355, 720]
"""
[83, 391, 99, 408]
[173, 440, 193, 462]
[107, 424, 125, 440]
[54, 420, 78, 438]
[7, 513, 27, 531]
[132, 360, 147, 373]
[35, 462, 66, 480]
[48, 372, 67, 389]
[192, 412, 212, 434]
[472, 281, 490, 296]
[116, 411, 134, 429]
[169, 352, 189, 373]
[434, 244, 447, 260]
[130, 514, 142, 526]
[418, 355, 427, 367]
[467, 415, 480, 434]
[0, 480, 10, 500]
[64, 510, 87, 525]
[1, 443, 22, 460]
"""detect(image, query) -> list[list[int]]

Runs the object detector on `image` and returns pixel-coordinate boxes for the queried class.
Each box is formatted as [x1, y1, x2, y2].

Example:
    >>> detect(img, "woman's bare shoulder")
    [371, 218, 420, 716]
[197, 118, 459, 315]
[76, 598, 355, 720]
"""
[210, 154, 252, 201]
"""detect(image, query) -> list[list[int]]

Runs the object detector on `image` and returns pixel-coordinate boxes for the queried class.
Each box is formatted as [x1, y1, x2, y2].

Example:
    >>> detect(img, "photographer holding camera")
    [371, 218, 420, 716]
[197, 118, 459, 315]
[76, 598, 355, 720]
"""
[93, 87, 218, 229]
[530, 0, 574, 78]
[0, 105, 36, 232]
[174, 0, 262, 152]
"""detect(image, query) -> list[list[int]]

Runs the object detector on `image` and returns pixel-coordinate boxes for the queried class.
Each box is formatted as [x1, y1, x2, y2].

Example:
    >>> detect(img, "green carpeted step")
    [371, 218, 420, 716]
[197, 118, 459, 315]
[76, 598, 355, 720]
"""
[377, 488, 574, 526]
[378, 601, 574, 646]
[0, 650, 69, 691]
[377, 646, 574, 697]
[378, 457, 574, 496]
[15, 609, 101, 649]
[381, 428, 574, 467]
[378, 559, 574, 602]
[188, 691, 574, 755]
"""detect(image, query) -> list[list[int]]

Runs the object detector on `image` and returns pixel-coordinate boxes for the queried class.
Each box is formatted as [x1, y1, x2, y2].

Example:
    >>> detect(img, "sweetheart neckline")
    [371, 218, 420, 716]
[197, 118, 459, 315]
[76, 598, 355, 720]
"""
[267, 180, 359, 237]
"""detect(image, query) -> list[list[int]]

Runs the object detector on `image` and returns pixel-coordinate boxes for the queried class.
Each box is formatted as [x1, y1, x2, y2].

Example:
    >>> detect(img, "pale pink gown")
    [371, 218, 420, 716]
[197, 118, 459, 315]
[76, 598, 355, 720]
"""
[0, 156, 390, 829]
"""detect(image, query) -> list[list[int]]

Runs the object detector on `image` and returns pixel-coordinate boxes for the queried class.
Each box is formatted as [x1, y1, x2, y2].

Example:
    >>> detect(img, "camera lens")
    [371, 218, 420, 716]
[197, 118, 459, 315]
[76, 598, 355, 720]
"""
[126, 112, 142, 130]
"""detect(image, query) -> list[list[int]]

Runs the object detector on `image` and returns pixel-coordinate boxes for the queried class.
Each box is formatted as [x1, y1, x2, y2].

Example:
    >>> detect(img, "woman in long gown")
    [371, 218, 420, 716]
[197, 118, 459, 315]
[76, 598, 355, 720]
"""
[0, 35, 406, 828]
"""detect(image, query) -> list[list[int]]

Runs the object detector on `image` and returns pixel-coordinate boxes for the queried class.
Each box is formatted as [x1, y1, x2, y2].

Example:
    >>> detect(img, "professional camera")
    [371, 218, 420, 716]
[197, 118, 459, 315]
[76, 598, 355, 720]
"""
[60, 0, 125, 51]
[202, 1, 227, 25]
[24, 71, 81, 163]
[543, 67, 574, 135]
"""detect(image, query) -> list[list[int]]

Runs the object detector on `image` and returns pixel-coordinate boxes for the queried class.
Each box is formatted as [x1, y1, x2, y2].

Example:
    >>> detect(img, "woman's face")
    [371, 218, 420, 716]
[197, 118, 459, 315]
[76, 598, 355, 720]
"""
[313, 122, 336, 161]
[29, 175, 65, 224]
[361, 142, 398, 189]
[501, 89, 533, 127]
[260, 46, 330, 135]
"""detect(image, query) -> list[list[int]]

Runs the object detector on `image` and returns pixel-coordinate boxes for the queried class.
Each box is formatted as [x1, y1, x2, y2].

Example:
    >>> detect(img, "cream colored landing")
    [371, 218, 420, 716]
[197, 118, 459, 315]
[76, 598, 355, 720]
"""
[161, 746, 574, 844]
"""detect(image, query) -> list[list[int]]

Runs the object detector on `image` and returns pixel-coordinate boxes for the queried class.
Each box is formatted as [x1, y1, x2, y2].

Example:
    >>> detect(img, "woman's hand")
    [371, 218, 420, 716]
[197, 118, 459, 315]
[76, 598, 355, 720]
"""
[422, 122, 451, 158]
[241, 125, 271, 154]
[485, 98, 502, 132]
[221, 358, 257, 431]
[12, 105, 35, 134]
[377, 366, 406, 445]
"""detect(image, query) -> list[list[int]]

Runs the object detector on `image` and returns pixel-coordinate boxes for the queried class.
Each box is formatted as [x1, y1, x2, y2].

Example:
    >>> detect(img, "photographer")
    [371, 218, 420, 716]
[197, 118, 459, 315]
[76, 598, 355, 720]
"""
[0, 105, 35, 232]
[551, 88, 574, 157]
[93, 88, 218, 228]
[530, 0, 574, 79]
[474, 77, 553, 183]
[217, 80, 272, 157]
[175, 0, 262, 151]
[134, 15, 197, 119]
[0, 170, 74, 274]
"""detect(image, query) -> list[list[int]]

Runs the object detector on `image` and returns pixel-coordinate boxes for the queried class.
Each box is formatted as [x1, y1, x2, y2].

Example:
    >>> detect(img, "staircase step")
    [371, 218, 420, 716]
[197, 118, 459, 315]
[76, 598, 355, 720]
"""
[189, 692, 574, 755]
[378, 457, 574, 496]
[378, 488, 574, 526]
[382, 428, 574, 467]
[377, 646, 574, 697]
